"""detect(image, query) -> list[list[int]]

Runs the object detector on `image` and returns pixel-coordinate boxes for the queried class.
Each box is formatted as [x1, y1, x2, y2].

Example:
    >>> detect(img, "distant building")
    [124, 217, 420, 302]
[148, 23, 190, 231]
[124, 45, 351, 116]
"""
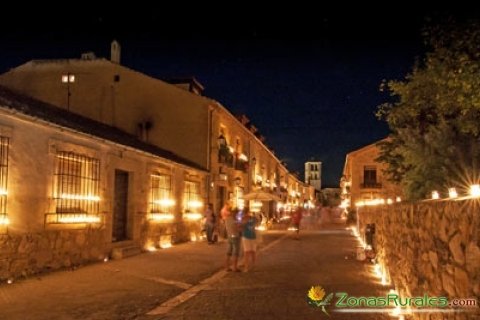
[340, 140, 402, 210]
[320, 187, 341, 207]
[305, 160, 322, 191]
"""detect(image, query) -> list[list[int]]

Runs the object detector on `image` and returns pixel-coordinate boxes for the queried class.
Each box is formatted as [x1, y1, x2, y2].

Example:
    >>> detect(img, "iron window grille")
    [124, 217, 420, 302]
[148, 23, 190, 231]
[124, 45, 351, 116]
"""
[150, 174, 173, 213]
[184, 181, 201, 212]
[51, 151, 100, 221]
[0, 137, 9, 224]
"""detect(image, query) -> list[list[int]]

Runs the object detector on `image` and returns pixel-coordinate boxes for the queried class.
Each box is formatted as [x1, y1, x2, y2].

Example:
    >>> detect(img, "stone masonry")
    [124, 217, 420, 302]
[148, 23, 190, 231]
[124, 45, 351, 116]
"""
[358, 200, 480, 320]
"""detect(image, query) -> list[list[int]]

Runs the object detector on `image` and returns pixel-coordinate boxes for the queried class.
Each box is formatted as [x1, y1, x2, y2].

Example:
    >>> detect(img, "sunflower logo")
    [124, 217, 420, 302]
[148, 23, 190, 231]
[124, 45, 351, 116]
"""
[307, 285, 333, 316]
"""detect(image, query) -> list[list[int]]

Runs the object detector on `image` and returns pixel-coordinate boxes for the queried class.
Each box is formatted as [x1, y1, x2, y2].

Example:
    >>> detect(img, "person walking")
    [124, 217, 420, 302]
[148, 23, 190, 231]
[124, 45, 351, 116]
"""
[241, 207, 257, 272]
[223, 205, 241, 272]
[291, 208, 303, 240]
[204, 203, 216, 244]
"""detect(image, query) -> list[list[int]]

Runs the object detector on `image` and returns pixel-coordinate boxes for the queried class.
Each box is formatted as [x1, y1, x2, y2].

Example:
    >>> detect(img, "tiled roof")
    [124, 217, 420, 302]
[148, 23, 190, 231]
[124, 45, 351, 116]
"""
[0, 85, 207, 171]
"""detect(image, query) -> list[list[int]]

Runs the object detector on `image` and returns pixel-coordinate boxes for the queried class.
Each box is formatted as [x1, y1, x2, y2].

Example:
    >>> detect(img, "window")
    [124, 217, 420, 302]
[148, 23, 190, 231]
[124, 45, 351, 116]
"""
[363, 166, 378, 188]
[184, 181, 201, 212]
[150, 174, 173, 213]
[52, 151, 100, 218]
[61, 74, 75, 83]
[0, 136, 9, 225]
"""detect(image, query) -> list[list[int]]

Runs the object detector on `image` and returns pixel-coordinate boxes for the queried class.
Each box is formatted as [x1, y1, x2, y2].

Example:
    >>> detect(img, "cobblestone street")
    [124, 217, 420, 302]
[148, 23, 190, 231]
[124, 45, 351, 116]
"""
[0, 223, 390, 320]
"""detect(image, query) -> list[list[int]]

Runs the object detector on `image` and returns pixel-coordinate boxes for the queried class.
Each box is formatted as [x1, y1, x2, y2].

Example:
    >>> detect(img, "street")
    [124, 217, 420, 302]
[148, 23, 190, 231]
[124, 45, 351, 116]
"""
[0, 222, 390, 320]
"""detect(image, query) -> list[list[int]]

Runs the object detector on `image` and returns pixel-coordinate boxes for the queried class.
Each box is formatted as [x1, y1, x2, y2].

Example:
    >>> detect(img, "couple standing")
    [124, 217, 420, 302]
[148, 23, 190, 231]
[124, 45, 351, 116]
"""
[221, 203, 257, 272]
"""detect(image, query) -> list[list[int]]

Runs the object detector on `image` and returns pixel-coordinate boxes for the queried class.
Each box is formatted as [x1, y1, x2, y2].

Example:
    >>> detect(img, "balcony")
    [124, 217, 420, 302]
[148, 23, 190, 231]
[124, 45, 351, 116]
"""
[360, 182, 382, 189]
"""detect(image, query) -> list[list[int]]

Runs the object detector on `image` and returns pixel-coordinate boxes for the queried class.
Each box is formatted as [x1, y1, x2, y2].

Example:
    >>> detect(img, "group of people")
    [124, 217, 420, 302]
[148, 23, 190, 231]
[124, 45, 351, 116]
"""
[204, 203, 258, 272]
[203, 203, 305, 272]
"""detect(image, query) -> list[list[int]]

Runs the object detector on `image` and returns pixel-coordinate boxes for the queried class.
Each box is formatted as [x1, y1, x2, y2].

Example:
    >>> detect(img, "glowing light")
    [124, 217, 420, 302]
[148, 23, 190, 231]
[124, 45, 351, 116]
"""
[0, 215, 9, 225]
[146, 246, 157, 252]
[149, 213, 174, 221]
[0, 189, 7, 195]
[387, 198, 393, 205]
[183, 212, 203, 220]
[60, 193, 100, 201]
[287, 227, 298, 231]
[396, 196, 401, 202]
[431, 191, 440, 200]
[103, 257, 109, 262]
[190, 232, 198, 242]
[470, 184, 480, 197]
[448, 188, 458, 198]
[255, 225, 266, 231]
[238, 153, 248, 161]
[159, 235, 172, 249]
[153, 199, 175, 206]
[187, 200, 203, 209]
[50, 214, 101, 223]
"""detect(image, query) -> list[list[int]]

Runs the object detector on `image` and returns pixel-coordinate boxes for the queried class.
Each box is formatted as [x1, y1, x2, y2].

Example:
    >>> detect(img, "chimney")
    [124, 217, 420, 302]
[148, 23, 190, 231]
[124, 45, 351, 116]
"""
[111, 40, 121, 64]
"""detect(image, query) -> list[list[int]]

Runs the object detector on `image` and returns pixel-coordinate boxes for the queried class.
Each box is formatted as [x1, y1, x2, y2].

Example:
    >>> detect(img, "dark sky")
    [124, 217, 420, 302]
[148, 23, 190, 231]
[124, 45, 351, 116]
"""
[1, 7, 477, 186]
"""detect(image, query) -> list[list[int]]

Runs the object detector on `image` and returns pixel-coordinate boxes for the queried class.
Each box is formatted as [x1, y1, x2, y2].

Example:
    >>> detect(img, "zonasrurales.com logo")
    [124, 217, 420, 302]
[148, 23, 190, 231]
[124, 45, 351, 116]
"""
[306, 285, 477, 316]
[307, 285, 333, 316]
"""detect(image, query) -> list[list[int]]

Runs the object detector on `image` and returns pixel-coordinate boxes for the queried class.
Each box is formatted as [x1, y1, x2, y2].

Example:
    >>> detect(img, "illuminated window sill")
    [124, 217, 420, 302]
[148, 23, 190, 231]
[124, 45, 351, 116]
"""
[148, 213, 174, 222]
[45, 213, 103, 224]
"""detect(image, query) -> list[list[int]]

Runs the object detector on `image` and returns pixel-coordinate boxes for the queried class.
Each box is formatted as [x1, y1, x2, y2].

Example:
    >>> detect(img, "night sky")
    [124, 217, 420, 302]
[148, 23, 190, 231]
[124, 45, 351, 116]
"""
[1, 7, 477, 186]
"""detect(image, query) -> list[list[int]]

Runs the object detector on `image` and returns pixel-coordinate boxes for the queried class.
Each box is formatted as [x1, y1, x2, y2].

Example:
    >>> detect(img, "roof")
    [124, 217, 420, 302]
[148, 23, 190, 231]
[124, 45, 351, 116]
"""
[0, 85, 207, 172]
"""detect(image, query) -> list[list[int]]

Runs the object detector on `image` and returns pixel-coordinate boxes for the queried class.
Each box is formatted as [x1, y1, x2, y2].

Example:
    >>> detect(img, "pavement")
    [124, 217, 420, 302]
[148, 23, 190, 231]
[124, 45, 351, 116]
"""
[0, 221, 392, 320]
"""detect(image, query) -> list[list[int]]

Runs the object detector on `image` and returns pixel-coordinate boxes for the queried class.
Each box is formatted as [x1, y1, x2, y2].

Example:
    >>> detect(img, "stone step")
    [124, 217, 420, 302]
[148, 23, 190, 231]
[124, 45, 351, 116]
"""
[111, 245, 142, 260]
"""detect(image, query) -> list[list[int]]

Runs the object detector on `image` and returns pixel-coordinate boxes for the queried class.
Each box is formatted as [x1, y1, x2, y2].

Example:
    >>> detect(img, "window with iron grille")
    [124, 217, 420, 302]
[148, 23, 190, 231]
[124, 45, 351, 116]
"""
[184, 181, 201, 212]
[150, 174, 173, 213]
[54, 151, 100, 214]
[0, 136, 9, 223]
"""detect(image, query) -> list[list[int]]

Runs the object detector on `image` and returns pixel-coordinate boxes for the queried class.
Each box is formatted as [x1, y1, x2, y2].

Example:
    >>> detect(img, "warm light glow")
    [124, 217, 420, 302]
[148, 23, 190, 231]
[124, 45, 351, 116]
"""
[146, 246, 157, 252]
[386, 198, 393, 205]
[470, 184, 480, 197]
[190, 232, 197, 242]
[287, 227, 298, 231]
[149, 213, 174, 221]
[396, 196, 401, 202]
[57, 214, 100, 223]
[103, 257, 109, 262]
[255, 225, 266, 231]
[187, 200, 203, 208]
[238, 153, 248, 161]
[448, 187, 458, 198]
[60, 193, 100, 201]
[0, 215, 9, 225]
[0, 188, 7, 196]
[159, 235, 172, 249]
[228, 146, 234, 153]
[431, 191, 440, 200]
[153, 199, 175, 206]
[183, 212, 203, 220]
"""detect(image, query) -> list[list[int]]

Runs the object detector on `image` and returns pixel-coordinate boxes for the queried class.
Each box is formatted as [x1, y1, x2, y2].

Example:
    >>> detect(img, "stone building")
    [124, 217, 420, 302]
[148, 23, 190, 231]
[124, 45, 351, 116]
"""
[304, 160, 322, 191]
[0, 42, 312, 217]
[340, 140, 402, 210]
[0, 85, 207, 280]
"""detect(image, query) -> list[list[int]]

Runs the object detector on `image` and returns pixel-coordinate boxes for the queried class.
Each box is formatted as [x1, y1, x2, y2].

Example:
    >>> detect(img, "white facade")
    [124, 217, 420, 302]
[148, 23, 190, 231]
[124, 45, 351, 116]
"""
[305, 161, 322, 191]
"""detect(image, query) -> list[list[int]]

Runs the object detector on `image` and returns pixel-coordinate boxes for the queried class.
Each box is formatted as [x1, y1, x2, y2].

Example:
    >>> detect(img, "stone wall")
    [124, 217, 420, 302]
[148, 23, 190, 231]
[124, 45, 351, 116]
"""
[358, 200, 480, 320]
[142, 220, 203, 248]
[0, 228, 107, 281]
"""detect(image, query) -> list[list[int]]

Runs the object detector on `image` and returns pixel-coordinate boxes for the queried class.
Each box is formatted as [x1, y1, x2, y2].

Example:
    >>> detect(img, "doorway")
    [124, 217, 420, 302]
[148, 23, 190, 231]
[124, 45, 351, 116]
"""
[112, 170, 129, 242]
